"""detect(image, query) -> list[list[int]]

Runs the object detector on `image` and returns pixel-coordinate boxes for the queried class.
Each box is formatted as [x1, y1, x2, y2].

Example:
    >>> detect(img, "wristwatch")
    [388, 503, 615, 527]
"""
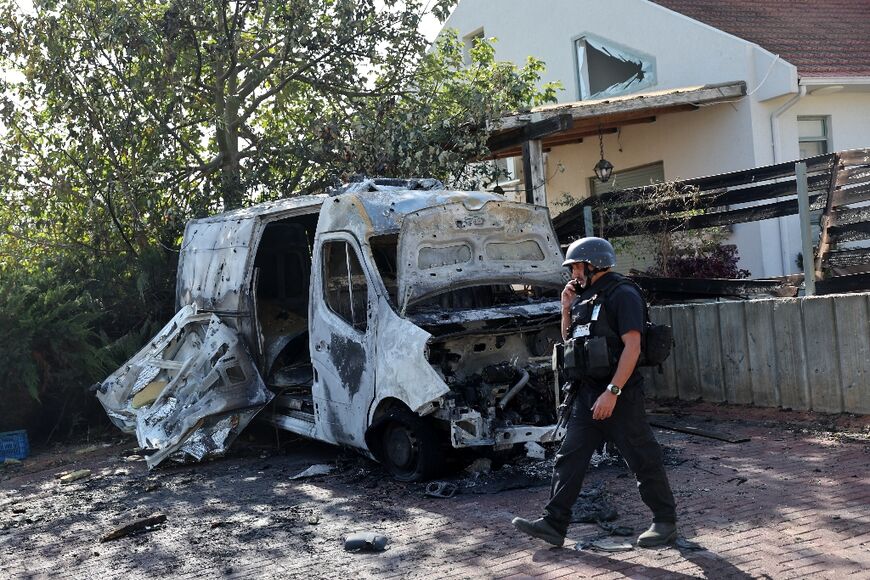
[607, 384, 622, 396]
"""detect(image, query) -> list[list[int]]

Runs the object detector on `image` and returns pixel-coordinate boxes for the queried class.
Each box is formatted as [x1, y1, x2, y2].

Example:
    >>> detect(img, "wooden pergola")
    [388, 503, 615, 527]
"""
[485, 81, 748, 205]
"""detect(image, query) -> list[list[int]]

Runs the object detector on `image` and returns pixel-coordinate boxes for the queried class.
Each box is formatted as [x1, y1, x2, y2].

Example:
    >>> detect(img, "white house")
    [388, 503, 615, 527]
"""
[440, 0, 870, 277]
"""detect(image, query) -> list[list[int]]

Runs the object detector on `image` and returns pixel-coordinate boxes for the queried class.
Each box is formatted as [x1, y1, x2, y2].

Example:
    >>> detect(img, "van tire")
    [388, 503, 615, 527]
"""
[378, 408, 442, 482]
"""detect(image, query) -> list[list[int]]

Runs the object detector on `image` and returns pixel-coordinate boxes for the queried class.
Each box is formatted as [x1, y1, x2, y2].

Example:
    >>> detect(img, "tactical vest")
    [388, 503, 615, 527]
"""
[566, 274, 631, 379]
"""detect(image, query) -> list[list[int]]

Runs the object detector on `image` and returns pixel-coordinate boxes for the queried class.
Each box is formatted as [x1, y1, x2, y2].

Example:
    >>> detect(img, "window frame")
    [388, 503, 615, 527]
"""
[572, 33, 656, 100]
[321, 238, 371, 334]
[797, 115, 832, 158]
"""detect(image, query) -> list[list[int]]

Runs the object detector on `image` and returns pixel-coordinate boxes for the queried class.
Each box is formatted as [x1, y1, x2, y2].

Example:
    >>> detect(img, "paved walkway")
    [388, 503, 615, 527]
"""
[1, 405, 868, 579]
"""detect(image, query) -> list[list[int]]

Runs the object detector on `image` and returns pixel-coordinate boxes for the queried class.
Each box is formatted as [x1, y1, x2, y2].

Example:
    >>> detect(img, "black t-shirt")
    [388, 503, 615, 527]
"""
[570, 272, 645, 388]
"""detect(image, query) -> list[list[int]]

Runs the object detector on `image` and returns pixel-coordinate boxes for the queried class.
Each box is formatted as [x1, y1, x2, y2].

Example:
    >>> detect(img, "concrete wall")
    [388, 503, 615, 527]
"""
[642, 293, 870, 414]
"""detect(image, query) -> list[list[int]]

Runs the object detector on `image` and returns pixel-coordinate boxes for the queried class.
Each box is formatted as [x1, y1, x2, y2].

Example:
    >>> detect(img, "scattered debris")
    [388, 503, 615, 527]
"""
[463, 457, 493, 475]
[290, 464, 334, 480]
[575, 538, 634, 552]
[344, 531, 389, 553]
[571, 483, 618, 523]
[597, 521, 634, 536]
[648, 415, 750, 443]
[143, 481, 163, 492]
[675, 537, 705, 551]
[59, 469, 92, 485]
[589, 444, 621, 467]
[100, 513, 167, 542]
[524, 442, 547, 460]
[1, 458, 21, 467]
[425, 481, 458, 499]
[727, 476, 748, 485]
[460, 461, 551, 494]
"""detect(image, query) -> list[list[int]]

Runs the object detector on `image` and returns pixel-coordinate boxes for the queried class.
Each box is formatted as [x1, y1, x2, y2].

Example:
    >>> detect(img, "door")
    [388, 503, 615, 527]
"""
[309, 234, 377, 446]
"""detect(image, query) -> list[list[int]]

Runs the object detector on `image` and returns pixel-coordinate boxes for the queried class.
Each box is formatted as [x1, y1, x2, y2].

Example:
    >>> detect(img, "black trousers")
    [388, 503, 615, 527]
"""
[544, 382, 677, 533]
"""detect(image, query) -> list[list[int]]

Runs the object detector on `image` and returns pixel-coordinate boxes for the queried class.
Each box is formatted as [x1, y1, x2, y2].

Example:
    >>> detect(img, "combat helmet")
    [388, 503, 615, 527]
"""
[562, 237, 616, 269]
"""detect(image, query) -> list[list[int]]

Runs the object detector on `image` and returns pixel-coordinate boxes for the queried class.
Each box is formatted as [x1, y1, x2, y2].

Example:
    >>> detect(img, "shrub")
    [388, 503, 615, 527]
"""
[0, 271, 109, 435]
[647, 243, 751, 279]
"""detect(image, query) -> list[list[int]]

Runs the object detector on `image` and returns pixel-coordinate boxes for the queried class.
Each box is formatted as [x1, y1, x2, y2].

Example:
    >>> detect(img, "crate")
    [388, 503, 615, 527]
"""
[0, 430, 29, 460]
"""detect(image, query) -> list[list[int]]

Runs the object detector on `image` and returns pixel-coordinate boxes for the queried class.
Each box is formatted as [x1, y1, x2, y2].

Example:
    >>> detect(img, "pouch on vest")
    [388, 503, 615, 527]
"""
[560, 339, 584, 381]
[584, 336, 612, 379]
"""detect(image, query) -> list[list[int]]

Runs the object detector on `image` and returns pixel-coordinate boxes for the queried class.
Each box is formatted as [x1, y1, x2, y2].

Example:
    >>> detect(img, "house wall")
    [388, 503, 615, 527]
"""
[442, 0, 870, 279]
[442, 0, 793, 101]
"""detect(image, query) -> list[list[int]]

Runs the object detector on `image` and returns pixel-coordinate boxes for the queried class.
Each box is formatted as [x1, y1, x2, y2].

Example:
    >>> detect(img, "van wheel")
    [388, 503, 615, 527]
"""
[379, 409, 442, 482]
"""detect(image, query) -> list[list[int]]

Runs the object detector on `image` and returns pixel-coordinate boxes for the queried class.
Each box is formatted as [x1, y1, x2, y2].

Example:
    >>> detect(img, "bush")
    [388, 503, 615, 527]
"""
[647, 243, 751, 279]
[0, 247, 178, 439]
[0, 271, 109, 435]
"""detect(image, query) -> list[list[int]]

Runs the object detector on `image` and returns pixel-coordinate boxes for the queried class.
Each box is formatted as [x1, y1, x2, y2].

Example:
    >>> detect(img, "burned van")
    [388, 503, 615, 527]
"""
[97, 179, 567, 480]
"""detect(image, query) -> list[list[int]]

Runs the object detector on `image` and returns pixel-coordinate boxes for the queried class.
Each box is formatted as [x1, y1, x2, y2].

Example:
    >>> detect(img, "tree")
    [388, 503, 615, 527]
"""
[0, 0, 559, 431]
[0, 0, 556, 271]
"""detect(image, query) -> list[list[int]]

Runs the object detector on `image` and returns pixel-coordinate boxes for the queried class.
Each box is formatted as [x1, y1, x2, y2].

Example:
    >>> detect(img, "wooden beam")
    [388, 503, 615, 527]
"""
[632, 276, 800, 298]
[815, 153, 842, 279]
[828, 220, 870, 244]
[495, 81, 746, 131]
[824, 248, 870, 277]
[835, 165, 870, 187]
[816, 272, 870, 294]
[522, 139, 546, 206]
[486, 114, 573, 153]
[832, 182, 870, 207]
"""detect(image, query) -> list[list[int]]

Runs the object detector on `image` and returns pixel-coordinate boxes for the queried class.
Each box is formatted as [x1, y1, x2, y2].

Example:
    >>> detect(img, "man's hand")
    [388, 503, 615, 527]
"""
[591, 390, 618, 420]
[561, 280, 579, 307]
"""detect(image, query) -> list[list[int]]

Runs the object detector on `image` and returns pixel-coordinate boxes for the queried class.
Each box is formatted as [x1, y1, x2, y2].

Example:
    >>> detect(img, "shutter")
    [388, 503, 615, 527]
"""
[589, 162, 665, 274]
[590, 162, 664, 196]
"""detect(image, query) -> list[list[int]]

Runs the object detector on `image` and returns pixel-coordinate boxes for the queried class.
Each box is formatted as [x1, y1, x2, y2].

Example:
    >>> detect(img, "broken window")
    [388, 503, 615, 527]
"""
[575, 35, 655, 100]
[370, 234, 399, 304]
[323, 240, 369, 332]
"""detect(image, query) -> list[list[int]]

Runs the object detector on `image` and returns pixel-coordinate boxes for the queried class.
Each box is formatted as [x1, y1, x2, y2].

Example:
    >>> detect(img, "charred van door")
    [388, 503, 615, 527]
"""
[309, 234, 377, 447]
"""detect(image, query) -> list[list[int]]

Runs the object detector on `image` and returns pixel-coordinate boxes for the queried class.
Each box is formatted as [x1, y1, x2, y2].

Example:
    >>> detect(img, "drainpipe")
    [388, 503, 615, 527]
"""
[770, 84, 807, 275]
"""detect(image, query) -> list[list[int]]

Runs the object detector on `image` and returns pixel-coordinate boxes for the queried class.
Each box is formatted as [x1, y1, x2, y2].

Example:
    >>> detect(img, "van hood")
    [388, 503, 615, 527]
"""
[396, 200, 565, 311]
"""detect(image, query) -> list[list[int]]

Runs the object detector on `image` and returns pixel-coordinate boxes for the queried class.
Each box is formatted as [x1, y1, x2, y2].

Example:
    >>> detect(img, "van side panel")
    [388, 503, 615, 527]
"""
[176, 219, 258, 314]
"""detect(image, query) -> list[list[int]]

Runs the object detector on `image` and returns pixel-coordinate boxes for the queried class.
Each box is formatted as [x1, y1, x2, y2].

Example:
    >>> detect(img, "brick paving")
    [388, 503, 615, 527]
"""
[1, 405, 868, 579]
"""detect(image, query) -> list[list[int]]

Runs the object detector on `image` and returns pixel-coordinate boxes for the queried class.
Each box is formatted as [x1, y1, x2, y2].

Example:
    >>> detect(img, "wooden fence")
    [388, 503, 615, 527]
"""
[642, 293, 870, 414]
[553, 148, 870, 295]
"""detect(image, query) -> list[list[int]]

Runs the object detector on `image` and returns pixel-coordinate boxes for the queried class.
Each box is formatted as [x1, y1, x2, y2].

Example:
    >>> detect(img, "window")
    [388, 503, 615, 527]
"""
[463, 28, 484, 65]
[798, 116, 831, 158]
[575, 35, 655, 100]
[322, 240, 369, 332]
[589, 161, 665, 196]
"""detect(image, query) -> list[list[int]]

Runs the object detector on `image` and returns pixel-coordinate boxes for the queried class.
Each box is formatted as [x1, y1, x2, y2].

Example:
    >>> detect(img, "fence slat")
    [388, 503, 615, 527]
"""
[718, 302, 752, 405]
[694, 303, 726, 402]
[802, 297, 844, 413]
[834, 295, 870, 414]
[745, 299, 780, 407]
[773, 299, 810, 411]
[671, 306, 701, 400]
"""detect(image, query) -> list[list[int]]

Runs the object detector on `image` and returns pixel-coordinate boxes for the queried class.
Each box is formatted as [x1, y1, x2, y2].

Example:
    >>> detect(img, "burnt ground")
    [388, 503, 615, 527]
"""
[1, 402, 868, 579]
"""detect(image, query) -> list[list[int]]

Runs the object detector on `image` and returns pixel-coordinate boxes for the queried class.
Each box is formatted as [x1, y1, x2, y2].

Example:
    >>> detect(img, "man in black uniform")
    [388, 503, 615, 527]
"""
[512, 237, 677, 547]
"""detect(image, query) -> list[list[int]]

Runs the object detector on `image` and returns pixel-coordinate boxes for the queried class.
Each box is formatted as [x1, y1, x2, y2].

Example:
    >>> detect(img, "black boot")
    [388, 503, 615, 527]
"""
[511, 517, 565, 547]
